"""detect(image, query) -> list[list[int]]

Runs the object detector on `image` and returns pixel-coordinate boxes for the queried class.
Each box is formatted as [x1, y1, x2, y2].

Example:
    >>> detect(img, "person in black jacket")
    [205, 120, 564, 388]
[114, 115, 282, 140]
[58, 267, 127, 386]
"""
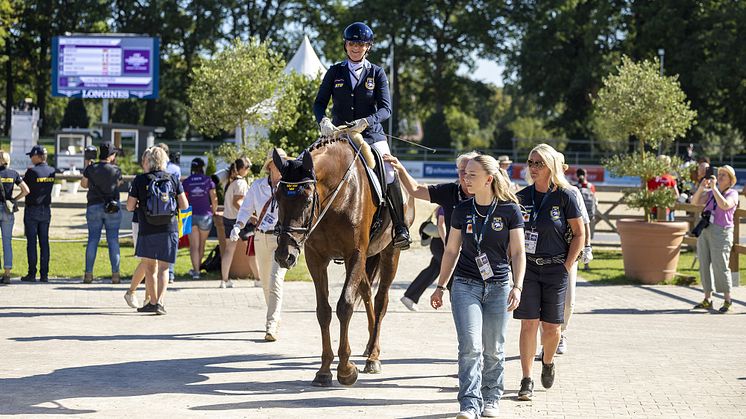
[21, 145, 56, 282]
[0, 150, 29, 284]
[313, 22, 411, 249]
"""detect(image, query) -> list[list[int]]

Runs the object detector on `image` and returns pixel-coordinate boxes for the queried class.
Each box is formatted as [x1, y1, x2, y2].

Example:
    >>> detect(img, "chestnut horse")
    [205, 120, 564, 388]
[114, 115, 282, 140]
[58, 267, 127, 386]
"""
[272, 136, 413, 387]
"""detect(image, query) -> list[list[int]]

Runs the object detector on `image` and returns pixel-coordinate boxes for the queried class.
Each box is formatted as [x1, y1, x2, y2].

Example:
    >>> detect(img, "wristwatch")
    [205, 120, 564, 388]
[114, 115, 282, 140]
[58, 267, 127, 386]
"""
[436, 285, 447, 291]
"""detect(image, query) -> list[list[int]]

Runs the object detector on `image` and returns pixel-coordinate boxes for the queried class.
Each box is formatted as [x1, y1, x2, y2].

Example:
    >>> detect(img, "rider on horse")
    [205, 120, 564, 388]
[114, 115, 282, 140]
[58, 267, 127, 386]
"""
[313, 21, 411, 249]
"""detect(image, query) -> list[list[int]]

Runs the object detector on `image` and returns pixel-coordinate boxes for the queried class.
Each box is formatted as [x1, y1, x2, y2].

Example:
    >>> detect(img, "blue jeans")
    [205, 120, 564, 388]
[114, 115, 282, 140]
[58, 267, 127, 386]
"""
[85, 203, 122, 273]
[24, 205, 51, 277]
[0, 210, 14, 269]
[451, 276, 510, 413]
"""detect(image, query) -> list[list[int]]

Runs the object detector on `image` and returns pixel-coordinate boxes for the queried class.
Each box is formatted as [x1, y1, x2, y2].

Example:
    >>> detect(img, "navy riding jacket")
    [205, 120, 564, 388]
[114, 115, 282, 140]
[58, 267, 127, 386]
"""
[313, 60, 391, 144]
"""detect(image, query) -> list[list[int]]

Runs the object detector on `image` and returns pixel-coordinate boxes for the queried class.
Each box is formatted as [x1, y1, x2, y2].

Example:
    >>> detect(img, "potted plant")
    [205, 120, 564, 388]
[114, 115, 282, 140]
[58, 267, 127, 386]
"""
[594, 56, 697, 284]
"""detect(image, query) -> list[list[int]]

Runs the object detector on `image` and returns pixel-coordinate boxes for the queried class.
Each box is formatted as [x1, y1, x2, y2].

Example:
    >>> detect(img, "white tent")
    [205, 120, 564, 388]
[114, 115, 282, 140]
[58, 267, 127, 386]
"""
[235, 36, 326, 143]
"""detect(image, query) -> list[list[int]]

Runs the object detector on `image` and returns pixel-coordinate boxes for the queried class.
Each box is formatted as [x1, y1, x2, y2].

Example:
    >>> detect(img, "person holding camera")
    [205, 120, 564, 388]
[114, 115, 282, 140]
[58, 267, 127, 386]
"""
[21, 145, 56, 283]
[0, 150, 29, 284]
[81, 142, 123, 284]
[691, 165, 739, 313]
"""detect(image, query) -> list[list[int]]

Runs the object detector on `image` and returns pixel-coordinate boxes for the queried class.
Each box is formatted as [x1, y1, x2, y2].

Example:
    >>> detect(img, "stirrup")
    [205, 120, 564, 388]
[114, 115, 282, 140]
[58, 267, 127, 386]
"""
[393, 230, 411, 250]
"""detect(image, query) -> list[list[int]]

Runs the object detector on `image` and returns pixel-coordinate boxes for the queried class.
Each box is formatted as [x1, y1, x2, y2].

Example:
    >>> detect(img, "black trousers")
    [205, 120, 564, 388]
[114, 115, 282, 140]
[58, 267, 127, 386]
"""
[404, 238, 444, 303]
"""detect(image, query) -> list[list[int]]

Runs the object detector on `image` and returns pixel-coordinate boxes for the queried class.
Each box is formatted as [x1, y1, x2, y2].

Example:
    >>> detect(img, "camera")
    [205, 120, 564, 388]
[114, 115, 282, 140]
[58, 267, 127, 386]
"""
[704, 166, 718, 179]
[690, 210, 711, 237]
[84, 146, 98, 164]
[104, 200, 120, 214]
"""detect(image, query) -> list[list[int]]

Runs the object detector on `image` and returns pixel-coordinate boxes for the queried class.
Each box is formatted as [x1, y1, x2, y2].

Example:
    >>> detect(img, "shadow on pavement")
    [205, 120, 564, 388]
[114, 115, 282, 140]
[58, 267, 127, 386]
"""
[10, 330, 262, 343]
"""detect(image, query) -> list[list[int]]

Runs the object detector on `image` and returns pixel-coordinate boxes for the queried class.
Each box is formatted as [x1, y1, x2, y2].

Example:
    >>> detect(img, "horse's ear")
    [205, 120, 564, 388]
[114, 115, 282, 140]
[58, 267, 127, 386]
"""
[302, 151, 314, 173]
[272, 149, 287, 173]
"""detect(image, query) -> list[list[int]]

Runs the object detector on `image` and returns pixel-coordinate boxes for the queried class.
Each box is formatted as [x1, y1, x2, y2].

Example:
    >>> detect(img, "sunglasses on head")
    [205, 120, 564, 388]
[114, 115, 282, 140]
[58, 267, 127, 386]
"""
[526, 159, 546, 169]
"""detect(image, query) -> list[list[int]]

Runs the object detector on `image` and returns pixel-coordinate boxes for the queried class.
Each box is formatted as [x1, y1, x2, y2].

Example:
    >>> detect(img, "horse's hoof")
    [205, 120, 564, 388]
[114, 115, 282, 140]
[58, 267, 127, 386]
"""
[337, 365, 359, 386]
[363, 359, 382, 374]
[312, 372, 333, 387]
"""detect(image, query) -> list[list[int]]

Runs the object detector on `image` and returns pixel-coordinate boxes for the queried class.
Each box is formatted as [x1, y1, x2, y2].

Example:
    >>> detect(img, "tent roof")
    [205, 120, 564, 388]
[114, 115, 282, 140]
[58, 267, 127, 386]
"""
[284, 36, 326, 78]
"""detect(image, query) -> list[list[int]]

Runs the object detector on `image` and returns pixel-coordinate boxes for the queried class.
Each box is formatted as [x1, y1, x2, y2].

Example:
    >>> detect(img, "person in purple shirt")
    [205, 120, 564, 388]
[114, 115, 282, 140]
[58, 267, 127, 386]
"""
[182, 158, 217, 280]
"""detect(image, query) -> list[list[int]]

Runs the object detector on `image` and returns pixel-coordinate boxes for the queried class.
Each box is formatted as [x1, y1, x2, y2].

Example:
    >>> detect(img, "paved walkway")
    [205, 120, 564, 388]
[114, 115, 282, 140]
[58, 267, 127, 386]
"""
[1, 246, 745, 418]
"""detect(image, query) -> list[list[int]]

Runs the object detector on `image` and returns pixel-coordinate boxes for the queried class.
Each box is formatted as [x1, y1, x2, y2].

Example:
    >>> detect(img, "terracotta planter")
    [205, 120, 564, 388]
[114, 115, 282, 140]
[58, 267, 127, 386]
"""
[617, 219, 689, 284]
[214, 212, 253, 279]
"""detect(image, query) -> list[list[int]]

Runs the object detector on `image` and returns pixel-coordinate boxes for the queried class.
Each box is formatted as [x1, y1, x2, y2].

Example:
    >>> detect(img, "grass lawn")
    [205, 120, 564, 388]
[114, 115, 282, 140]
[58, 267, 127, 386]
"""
[4, 238, 312, 282]
[581, 249, 746, 286]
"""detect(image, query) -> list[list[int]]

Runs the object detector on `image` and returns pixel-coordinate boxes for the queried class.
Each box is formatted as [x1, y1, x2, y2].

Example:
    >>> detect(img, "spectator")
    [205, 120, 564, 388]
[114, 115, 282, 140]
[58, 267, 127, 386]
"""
[514, 144, 584, 401]
[126, 147, 188, 315]
[220, 157, 250, 288]
[400, 206, 446, 311]
[81, 142, 123, 284]
[575, 167, 597, 268]
[682, 143, 695, 163]
[647, 155, 679, 221]
[0, 150, 29, 284]
[21, 145, 56, 283]
[124, 150, 153, 308]
[695, 157, 711, 185]
[497, 155, 518, 191]
[231, 148, 290, 342]
[157, 143, 181, 283]
[182, 157, 217, 280]
[691, 165, 739, 313]
[430, 155, 525, 419]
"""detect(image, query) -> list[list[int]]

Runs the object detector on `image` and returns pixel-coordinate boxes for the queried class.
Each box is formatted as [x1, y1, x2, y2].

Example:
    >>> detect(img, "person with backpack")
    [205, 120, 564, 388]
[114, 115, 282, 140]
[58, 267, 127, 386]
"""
[156, 143, 181, 283]
[126, 147, 188, 315]
[81, 142, 123, 284]
[219, 157, 250, 289]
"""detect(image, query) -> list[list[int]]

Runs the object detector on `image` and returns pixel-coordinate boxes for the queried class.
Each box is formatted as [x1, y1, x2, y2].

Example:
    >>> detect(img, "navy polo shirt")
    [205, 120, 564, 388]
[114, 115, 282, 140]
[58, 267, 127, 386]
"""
[23, 163, 56, 206]
[0, 166, 22, 201]
[451, 198, 524, 282]
[428, 182, 469, 241]
[516, 185, 582, 258]
[313, 60, 391, 144]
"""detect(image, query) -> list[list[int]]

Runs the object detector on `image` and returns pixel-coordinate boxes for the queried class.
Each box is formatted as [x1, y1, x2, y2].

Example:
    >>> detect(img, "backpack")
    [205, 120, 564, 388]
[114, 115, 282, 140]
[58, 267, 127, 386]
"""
[144, 173, 178, 225]
[200, 245, 221, 272]
[576, 183, 596, 220]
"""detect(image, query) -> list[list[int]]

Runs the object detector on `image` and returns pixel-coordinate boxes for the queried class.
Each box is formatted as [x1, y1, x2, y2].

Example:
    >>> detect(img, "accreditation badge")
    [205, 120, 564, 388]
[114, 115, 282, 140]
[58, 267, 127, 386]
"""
[365, 77, 375, 90]
[475, 253, 494, 281]
[525, 231, 538, 254]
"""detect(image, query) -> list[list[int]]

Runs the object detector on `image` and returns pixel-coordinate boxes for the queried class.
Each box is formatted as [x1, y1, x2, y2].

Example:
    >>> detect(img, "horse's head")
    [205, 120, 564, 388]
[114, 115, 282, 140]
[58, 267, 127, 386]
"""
[273, 149, 316, 269]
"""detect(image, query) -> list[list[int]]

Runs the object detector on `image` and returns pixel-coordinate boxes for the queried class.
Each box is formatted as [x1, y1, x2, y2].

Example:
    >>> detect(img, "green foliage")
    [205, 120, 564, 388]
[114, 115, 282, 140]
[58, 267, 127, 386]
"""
[698, 122, 745, 163]
[205, 153, 217, 176]
[188, 38, 291, 145]
[60, 98, 89, 128]
[268, 72, 320, 155]
[597, 56, 696, 221]
[508, 116, 567, 152]
[112, 100, 142, 125]
[215, 141, 273, 177]
[444, 106, 482, 150]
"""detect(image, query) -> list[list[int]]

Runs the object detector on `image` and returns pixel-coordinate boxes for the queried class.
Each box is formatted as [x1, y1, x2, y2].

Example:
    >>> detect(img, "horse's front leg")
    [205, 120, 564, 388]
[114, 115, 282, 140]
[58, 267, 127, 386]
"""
[337, 249, 366, 386]
[306, 250, 334, 387]
[364, 245, 400, 374]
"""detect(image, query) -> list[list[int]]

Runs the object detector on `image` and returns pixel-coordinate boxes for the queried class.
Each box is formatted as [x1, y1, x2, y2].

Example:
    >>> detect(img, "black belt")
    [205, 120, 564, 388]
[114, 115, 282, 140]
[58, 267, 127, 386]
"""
[257, 229, 275, 234]
[527, 254, 566, 266]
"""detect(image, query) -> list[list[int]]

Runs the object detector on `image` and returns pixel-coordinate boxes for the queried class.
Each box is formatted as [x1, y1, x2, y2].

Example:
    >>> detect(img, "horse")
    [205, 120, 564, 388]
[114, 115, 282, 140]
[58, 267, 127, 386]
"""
[272, 134, 414, 387]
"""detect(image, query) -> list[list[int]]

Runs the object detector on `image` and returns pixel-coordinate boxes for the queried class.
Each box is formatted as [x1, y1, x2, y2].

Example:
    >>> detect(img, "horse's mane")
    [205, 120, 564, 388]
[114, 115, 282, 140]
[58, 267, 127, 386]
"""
[307, 137, 347, 152]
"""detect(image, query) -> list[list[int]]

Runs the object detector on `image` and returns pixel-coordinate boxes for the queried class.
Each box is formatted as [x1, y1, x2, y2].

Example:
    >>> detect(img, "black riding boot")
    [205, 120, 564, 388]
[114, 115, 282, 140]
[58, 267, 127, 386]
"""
[387, 177, 411, 250]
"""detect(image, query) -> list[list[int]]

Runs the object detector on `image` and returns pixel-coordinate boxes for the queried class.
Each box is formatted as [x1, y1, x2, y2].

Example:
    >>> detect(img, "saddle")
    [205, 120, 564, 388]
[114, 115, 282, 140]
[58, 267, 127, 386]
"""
[345, 134, 385, 206]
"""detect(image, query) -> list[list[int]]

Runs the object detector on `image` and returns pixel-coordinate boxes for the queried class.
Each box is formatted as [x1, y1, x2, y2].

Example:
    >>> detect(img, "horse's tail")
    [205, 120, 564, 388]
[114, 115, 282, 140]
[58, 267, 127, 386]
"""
[354, 254, 381, 308]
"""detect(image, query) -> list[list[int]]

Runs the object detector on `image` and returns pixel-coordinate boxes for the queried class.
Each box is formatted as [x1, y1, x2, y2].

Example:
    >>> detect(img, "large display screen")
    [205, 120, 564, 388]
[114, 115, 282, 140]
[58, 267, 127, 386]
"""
[51, 35, 159, 99]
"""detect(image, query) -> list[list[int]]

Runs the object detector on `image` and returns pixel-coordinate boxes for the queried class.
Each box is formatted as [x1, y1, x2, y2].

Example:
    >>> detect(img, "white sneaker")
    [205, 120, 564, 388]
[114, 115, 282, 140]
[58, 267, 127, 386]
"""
[225, 279, 234, 288]
[253, 279, 261, 287]
[456, 409, 477, 419]
[219, 280, 227, 289]
[556, 334, 567, 354]
[482, 401, 500, 417]
[400, 296, 418, 311]
[124, 291, 140, 309]
[191, 270, 200, 280]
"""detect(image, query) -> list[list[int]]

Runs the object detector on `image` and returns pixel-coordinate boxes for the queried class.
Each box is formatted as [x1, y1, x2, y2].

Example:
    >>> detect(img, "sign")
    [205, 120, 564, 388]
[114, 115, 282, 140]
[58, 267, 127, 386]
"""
[52, 35, 159, 99]
[423, 162, 457, 178]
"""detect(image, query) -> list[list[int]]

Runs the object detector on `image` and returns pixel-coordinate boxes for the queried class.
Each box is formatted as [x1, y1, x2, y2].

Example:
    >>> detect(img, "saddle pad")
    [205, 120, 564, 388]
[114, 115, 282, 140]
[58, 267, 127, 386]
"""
[347, 139, 384, 206]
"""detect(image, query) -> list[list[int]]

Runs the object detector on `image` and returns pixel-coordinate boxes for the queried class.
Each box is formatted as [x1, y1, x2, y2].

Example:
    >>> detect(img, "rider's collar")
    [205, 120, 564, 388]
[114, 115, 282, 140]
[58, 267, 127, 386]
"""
[345, 59, 370, 71]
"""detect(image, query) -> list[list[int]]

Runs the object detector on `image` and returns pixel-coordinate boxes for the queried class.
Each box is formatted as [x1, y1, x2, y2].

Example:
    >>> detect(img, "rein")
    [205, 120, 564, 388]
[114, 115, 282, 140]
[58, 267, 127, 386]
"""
[277, 134, 364, 247]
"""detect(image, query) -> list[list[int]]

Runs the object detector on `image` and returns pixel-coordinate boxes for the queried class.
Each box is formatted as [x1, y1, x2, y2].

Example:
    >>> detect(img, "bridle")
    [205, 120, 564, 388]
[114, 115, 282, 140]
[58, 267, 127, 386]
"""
[275, 135, 363, 248]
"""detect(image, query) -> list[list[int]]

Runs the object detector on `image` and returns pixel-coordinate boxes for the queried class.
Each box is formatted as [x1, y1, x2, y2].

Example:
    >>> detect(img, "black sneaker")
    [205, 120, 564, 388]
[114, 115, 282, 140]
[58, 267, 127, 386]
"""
[39, 277, 49, 283]
[20, 275, 36, 282]
[719, 301, 732, 313]
[137, 303, 158, 313]
[517, 377, 534, 401]
[155, 304, 167, 315]
[1, 275, 9, 284]
[692, 299, 713, 310]
[541, 362, 556, 388]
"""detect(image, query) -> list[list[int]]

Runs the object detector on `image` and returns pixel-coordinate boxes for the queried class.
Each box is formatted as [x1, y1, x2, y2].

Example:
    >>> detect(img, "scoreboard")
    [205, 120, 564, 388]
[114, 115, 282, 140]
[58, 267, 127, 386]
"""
[52, 35, 159, 99]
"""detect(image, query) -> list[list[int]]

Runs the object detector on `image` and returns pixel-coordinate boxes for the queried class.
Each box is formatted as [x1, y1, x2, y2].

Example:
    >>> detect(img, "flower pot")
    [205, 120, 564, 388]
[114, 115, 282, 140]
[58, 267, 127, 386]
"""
[617, 219, 689, 284]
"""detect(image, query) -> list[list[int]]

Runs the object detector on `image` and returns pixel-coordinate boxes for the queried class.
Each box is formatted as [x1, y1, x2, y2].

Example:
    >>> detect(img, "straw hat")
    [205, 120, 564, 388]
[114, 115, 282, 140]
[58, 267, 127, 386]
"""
[262, 148, 288, 172]
[497, 155, 513, 165]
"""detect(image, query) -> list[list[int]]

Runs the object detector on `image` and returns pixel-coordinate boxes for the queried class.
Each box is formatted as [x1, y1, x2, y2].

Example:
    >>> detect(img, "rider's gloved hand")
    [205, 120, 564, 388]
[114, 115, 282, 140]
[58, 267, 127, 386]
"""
[230, 224, 242, 242]
[347, 118, 369, 133]
[581, 245, 593, 264]
[319, 117, 336, 137]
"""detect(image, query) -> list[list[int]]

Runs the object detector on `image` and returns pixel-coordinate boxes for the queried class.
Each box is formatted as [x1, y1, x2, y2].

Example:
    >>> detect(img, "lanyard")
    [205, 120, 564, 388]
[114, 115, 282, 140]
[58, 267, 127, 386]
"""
[471, 198, 496, 254]
[529, 183, 554, 230]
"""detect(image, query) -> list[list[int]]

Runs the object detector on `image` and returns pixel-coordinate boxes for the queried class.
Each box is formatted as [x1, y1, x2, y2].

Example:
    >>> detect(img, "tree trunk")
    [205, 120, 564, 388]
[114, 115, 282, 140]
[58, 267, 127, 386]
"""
[4, 39, 12, 135]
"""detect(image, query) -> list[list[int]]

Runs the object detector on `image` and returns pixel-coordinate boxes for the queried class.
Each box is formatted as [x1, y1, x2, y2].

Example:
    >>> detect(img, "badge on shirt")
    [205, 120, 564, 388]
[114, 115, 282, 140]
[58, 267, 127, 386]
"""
[521, 205, 532, 222]
[491, 217, 504, 231]
[334, 78, 345, 88]
[365, 77, 375, 90]
[550, 206, 561, 221]
[525, 231, 538, 254]
[465, 221, 473, 234]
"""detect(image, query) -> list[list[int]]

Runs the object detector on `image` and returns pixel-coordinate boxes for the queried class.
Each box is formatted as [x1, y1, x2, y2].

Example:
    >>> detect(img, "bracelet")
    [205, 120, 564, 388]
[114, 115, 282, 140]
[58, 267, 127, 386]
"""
[436, 285, 447, 291]
[513, 285, 522, 292]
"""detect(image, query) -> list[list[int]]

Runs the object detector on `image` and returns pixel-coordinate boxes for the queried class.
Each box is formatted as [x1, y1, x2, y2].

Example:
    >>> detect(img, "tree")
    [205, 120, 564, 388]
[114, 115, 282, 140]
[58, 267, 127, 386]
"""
[188, 37, 293, 146]
[698, 122, 745, 164]
[268, 72, 322, 155]
[60, 98, 88, 128]
[595, 56, 696, 221]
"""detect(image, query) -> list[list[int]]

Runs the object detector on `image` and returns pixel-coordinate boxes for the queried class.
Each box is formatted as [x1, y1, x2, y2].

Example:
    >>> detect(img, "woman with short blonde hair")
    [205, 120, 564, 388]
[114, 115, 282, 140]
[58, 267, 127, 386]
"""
[0, 149, 29, 283]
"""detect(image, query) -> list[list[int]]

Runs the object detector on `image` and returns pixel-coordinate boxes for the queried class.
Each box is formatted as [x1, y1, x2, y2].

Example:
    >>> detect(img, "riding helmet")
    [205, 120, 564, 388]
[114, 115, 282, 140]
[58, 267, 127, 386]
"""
[343, 22, 374, 43]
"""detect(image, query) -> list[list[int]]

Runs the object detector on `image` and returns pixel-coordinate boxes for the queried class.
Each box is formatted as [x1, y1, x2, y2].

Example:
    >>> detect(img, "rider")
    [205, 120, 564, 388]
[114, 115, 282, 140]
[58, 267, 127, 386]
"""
[313, 21, 411, 249]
